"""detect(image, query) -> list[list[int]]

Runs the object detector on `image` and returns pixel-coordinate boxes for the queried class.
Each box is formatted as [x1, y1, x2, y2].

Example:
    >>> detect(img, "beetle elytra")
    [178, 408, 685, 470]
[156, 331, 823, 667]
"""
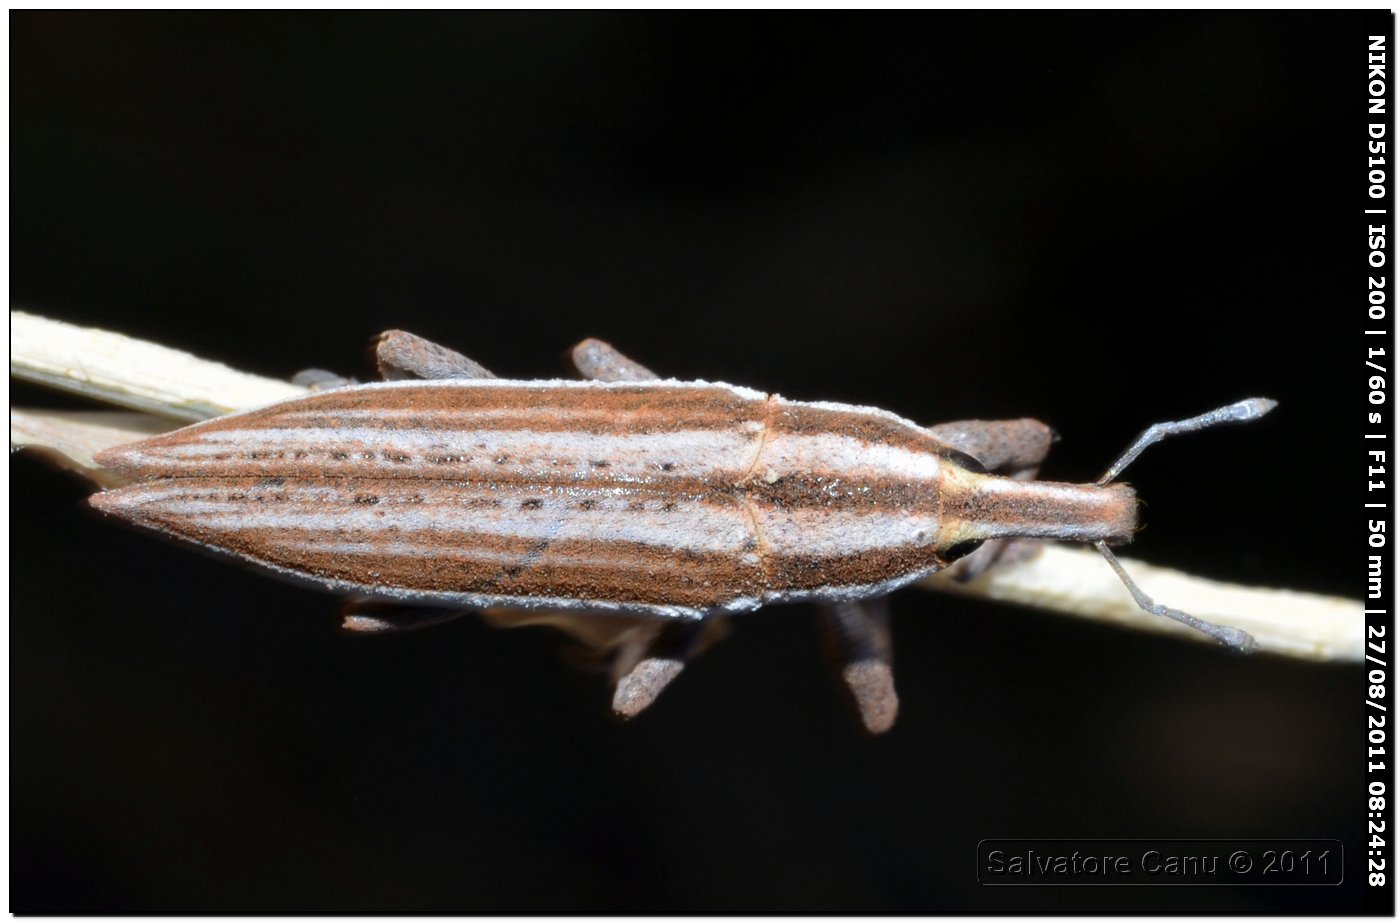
[88, 332, 1275, 733]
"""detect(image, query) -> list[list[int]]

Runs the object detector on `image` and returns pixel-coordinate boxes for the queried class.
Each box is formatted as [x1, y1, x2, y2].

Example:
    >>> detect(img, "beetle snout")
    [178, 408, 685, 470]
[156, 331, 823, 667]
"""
[937, 467, 1138, 547]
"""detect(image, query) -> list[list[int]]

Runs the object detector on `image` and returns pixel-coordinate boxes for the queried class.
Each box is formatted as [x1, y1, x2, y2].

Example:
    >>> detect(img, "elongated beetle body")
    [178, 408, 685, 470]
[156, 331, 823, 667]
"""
[87, 332, 1275, 732]
[91, 379, 1135, 616]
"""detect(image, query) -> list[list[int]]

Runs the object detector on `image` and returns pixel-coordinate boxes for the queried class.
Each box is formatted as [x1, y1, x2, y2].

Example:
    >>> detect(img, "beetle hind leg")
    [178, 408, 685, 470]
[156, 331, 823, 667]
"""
[339, 598, 471, 632]
[476, 607, 728, 718]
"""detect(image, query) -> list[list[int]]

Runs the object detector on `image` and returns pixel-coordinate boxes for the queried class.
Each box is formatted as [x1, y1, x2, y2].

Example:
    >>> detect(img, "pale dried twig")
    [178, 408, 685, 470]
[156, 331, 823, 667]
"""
[921, 545, 1359, 662]
[10, 408, 175, 488]
[11, 309, 306, 421]
[11, 310, 1364, 662]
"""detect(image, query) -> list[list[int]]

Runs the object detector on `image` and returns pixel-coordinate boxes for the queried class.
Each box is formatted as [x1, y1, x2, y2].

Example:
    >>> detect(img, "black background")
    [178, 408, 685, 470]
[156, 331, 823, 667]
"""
[10, 11, 1382, 912]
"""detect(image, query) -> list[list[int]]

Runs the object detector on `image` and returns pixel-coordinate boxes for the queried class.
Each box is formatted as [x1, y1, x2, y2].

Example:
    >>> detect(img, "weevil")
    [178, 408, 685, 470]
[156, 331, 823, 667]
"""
[87, 331, 1275, 733]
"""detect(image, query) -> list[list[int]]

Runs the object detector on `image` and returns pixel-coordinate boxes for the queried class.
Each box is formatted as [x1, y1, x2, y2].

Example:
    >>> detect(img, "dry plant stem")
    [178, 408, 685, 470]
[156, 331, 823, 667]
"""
[11, 309, 306, 421]
[10, 409, 176, 487]
[10, 310, 1364, 663]
[922, 544, 1361, 662]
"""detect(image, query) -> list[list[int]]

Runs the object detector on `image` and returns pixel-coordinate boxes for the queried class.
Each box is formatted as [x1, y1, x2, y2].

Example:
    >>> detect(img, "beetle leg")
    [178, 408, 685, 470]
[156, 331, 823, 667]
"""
[923, 418, 1054, 478]
[946, 537, 1044, 582]
[477, 607, 729, 717]
[374, 330, 496, 380]
[479, 607, 655, 650]
[924, 419, 1056, 581]
[339, 598, 470, 633]
[612, 618, 727, 718]
[819, 598, 898, 735]
[291, 368, 358, 390]
[569, 338, 659, 382]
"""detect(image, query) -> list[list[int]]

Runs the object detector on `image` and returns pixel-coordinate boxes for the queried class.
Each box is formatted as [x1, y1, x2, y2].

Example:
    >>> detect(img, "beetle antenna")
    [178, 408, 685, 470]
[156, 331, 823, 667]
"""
[1093, 541, 1259, 653]
[1089, 397, 1275, 653]
[1097, 397, 1277, 485]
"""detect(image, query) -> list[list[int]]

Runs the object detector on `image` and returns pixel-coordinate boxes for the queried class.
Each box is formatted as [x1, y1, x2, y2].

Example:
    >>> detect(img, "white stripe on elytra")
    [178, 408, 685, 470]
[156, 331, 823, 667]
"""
[266, 537, 765, 571]
[140, 426, 763, 480]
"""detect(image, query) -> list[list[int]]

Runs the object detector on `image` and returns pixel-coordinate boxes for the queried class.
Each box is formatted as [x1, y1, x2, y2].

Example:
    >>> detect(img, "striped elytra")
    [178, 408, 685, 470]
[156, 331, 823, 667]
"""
[90, 378, 1137, 618]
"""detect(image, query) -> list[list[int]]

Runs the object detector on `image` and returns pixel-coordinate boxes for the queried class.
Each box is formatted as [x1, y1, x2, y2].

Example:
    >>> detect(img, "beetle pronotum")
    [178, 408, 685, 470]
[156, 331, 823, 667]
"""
[87, 331, 1275, 733]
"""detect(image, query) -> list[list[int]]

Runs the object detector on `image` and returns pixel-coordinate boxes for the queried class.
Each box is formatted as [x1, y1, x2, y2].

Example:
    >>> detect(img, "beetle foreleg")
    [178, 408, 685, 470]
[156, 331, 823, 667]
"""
[570, 338, 659, 382]
[374, 330, 496, 380]
[946, 537, 1044, 582]
[819, 599, 898, 735]
[923, 418, 1054, 478]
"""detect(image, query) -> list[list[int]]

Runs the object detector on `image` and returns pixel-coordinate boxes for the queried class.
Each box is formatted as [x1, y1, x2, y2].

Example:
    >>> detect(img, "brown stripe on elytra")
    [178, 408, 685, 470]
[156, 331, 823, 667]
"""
[743, 474, 939, 513]
[768, 401, 944, 455]
[258, 407, 767, 437]
[267, 381, 765, 423]
[117, 507, 766, 608]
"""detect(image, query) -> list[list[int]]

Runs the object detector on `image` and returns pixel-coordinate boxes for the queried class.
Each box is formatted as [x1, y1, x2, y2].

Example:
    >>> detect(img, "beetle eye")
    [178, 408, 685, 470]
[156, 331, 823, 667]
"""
[943, 449, 987, 474]
[940, 540, 984, 564]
